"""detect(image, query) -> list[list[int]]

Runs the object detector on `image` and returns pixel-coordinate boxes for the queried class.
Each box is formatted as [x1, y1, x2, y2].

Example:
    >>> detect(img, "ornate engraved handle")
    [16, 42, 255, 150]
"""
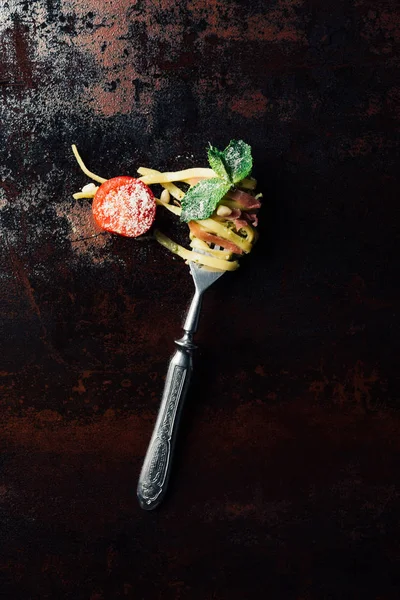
[137, 287, 204, 510]
[137, 335, 194, 510]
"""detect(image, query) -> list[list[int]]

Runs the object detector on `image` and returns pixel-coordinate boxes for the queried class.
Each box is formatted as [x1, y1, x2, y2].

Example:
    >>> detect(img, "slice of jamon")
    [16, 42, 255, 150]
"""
[226, 188, 261, 210]
[188, 221, 244, 255]
[243, 212, 259, 227]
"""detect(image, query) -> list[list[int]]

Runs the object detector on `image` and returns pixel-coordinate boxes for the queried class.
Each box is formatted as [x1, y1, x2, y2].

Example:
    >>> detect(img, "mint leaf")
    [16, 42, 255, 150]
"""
[222, 139, 253, 183]
[180, 178, 231, 222]
[180, 139, 253, 222]
[207, 145, 230, 182]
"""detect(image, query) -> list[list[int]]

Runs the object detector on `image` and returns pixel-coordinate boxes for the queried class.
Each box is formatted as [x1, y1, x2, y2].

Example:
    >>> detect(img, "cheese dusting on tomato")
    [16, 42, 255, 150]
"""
[92, 176, 156, 238]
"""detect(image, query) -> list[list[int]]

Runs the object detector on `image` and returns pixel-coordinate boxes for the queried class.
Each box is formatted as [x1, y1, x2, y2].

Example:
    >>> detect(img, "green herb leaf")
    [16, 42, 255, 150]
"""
[180, 139, 253, 222]
[222, 139, 253, 184]
[207, 145, 230, 182]
[180, 178, 231, 222]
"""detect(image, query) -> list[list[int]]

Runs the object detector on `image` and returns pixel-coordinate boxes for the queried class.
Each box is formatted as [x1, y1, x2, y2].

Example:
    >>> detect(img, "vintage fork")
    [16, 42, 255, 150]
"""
[137, 257, 224, 510]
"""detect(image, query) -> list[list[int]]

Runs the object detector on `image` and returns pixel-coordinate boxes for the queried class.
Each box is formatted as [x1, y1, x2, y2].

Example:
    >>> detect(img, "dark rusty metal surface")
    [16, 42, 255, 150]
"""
[1, 0, 399, 598]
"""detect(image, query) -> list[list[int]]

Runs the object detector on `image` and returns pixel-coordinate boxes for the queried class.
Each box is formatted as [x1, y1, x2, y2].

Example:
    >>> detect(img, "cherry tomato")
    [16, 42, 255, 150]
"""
[92, 176, 156, 238]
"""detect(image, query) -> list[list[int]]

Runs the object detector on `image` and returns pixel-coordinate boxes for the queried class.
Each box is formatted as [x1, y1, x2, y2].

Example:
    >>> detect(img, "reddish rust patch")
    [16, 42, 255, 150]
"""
[187, 0, 307, 43]
[255, 365, 266, 377]
[340, 133, 392, 158]
[12, 15, 33, 85]
[360, 7, 400, 54]
[62, 0, 180, 117]
[2, 411, 150, 456]
[0, 14, 34, 85]
[230, 90, 268, 119]
[225, 502, 257, 518]
[365, 94, 382, 116]
[309, 361, 381, 411]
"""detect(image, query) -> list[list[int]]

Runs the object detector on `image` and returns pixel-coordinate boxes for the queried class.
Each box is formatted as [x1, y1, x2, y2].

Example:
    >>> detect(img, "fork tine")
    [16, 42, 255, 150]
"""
[189, 244, 225, 293]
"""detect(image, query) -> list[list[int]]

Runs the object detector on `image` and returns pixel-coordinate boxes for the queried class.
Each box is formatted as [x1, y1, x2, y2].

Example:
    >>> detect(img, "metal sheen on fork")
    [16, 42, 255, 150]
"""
[137, 248, 224, 510]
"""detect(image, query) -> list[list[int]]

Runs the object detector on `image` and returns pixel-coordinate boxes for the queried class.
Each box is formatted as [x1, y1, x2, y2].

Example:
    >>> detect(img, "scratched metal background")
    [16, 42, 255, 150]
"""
[1, 0, 400, 598]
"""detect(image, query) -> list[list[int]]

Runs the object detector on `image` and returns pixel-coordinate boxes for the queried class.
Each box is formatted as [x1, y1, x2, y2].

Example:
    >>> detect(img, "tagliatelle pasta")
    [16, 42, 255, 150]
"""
[138, 167, 216, 185]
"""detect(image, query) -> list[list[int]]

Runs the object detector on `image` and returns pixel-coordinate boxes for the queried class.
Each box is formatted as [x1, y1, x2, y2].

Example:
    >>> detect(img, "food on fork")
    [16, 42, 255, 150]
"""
[71, 140, 262, 270]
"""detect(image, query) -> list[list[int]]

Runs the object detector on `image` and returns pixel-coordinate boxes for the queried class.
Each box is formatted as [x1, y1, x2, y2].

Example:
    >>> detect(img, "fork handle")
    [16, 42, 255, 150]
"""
[137, 289, 204, 510]
[137, 337, 194, 510]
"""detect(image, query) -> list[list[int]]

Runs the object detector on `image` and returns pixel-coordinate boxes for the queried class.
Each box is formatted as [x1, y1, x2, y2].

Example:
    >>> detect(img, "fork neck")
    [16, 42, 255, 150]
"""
[183, 288, 203, 334]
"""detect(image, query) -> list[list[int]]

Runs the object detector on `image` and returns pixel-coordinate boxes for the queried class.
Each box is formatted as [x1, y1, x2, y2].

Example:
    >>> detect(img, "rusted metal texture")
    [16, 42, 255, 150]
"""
[1, 0, 399, 598]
